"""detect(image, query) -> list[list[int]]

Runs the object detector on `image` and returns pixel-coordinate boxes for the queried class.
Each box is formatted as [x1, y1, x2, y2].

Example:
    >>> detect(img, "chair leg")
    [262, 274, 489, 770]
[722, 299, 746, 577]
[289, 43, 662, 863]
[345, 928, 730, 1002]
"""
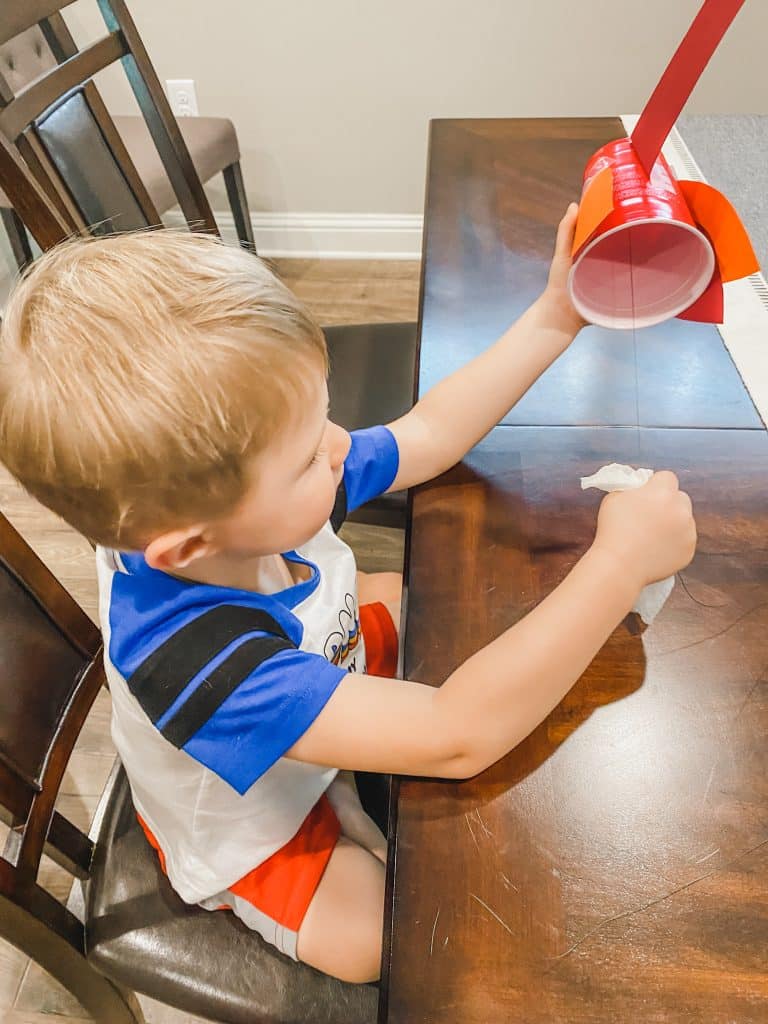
[0, 893, 146, 1024]
[1, 206, 34, 271]
[222, 161, 256, 252]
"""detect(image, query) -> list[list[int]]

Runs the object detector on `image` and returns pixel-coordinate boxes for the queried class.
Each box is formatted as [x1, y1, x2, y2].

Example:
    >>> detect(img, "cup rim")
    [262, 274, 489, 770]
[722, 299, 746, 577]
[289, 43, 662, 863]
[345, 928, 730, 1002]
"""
[568, 217, 715, 330]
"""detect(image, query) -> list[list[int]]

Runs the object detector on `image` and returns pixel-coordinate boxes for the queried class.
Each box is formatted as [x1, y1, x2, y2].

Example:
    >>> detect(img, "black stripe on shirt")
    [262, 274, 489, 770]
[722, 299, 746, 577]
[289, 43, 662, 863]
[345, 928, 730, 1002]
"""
[330, 477, 348, 533]
[127, 604, 292, 722]
[159, 633, 295, 748]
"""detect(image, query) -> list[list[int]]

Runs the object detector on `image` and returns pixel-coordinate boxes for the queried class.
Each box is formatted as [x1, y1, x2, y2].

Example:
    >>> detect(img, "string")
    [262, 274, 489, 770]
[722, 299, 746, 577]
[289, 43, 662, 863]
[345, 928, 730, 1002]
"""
[629, 227, 640, 457]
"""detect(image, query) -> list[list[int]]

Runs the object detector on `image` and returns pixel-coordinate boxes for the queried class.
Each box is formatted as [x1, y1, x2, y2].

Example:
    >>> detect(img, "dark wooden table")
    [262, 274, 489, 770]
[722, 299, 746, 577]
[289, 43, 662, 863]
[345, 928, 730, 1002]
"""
[379, 119, 768, 1024]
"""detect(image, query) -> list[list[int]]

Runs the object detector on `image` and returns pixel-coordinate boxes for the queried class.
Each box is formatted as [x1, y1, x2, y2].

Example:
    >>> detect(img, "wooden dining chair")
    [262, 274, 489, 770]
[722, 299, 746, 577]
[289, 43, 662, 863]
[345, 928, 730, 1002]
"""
[0, 506, 378, 1023]
[0, 21, 255, 266]
[0, 1, 417, 529]
[0, 9, 255, 251]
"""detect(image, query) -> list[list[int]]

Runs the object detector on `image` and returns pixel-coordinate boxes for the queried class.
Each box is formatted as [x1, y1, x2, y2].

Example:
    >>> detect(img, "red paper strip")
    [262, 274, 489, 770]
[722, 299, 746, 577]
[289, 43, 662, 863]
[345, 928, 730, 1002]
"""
[631, 0, 749, 176]
[678, 179, 760, 282]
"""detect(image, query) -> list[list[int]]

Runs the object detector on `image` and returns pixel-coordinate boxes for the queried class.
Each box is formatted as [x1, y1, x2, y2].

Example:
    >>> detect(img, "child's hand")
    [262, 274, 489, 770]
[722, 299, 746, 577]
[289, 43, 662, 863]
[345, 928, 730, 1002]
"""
[593, 471, 697, 589]
[543, 203, 588, 333]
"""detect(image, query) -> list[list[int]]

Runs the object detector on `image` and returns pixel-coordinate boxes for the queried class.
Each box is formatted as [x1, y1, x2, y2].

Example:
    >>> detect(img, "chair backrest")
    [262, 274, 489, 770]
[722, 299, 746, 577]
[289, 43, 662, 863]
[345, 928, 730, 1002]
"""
[0, 508, 147, 1022]
[0, 508, 101, 967]
[0, 25, 56, 94]
[0, 0, 217, 246]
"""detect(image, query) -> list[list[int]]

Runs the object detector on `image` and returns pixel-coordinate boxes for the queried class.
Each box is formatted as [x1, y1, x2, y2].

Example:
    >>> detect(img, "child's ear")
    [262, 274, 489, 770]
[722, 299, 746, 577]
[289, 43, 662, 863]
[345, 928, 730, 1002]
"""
[144, 524, 215, 573]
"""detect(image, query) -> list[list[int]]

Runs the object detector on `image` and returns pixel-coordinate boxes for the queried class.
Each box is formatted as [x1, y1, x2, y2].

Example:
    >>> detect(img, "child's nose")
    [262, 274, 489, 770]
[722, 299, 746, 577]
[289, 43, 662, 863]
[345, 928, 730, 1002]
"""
[328, 423, 351, 468]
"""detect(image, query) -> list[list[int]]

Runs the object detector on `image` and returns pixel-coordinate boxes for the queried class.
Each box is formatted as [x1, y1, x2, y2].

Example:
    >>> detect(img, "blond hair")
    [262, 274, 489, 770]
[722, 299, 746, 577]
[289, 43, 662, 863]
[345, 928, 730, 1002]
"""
[0, 230, 328, 548]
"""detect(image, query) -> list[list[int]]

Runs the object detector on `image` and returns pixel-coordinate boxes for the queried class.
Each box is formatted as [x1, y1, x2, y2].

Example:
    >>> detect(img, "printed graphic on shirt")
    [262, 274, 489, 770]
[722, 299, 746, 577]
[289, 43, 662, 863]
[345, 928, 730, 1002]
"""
[323, 593, 362, 671]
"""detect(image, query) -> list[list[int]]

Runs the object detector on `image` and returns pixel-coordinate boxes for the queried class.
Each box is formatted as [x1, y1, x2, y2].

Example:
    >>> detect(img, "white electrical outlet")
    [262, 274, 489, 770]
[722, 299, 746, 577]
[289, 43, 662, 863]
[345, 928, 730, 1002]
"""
[165, 79, 198, 117]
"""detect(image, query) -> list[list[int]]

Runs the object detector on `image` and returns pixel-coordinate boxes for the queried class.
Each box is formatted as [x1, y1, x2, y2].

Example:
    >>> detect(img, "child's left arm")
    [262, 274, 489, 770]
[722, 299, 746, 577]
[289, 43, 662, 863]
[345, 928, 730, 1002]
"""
[386, 203, 585, 493]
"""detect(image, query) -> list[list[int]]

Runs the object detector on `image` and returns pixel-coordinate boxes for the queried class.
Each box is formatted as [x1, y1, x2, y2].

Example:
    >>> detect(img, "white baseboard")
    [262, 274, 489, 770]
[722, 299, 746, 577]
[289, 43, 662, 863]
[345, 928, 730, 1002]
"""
[164, 209, 423, 259]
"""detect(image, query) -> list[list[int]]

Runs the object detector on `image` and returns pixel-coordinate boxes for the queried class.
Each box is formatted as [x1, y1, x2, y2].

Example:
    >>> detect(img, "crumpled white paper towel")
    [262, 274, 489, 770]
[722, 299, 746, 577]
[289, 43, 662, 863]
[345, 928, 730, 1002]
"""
[580, 463, 674, 624]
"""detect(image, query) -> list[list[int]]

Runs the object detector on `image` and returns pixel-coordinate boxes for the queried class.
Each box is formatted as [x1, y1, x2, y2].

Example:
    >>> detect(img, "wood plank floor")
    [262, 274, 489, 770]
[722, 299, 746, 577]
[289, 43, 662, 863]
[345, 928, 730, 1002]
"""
[0, 256, 419, 1024]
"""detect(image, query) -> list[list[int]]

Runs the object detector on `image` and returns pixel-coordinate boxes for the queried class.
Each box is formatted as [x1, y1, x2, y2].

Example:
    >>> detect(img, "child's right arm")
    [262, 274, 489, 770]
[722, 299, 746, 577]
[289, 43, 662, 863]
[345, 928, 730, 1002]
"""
[286, 471, 696, 779]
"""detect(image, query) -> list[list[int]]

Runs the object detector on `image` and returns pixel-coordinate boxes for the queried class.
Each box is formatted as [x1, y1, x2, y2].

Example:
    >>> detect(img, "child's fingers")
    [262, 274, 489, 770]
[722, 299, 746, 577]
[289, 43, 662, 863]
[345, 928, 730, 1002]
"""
[554, 202, 579, 257]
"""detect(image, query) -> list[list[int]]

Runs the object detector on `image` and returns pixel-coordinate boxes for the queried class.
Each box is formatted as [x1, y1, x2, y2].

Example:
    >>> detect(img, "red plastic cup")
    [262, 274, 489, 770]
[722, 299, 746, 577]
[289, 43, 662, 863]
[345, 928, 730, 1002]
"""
[568, 138, 715, 329]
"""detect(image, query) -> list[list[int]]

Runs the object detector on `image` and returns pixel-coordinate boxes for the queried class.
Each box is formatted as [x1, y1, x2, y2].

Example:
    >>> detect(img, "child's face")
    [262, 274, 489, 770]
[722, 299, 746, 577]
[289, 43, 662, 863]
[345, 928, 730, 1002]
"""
[212, 367, 351, 557]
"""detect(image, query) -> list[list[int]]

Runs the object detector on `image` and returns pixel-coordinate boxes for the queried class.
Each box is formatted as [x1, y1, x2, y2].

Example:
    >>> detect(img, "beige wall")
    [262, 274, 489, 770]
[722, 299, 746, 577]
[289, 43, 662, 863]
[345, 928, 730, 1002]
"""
[69, 0, 768, 215]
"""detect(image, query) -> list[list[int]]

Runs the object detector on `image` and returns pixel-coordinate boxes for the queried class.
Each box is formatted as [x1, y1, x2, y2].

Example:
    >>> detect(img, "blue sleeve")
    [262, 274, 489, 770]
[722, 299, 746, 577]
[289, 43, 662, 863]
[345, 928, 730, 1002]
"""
[182, 647, 346, 794]
[343, 426, 400, 513]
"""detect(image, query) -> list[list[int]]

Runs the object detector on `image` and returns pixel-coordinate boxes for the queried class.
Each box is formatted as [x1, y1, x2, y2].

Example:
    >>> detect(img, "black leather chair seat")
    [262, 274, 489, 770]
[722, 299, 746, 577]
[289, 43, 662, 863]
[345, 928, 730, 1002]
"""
[325, 322, 418, 528]
[86, 769, 377, 1024]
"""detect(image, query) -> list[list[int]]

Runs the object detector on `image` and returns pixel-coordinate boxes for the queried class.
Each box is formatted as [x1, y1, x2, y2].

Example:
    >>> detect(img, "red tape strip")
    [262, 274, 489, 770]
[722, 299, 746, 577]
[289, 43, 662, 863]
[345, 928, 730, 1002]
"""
[631, 0, 749, 175]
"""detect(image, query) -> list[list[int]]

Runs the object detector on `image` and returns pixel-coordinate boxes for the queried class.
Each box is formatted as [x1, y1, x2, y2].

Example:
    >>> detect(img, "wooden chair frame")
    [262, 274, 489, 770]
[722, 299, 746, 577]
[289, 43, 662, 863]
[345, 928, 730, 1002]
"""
[0, 0, 219, 245]
[0, 510, 145, 1022]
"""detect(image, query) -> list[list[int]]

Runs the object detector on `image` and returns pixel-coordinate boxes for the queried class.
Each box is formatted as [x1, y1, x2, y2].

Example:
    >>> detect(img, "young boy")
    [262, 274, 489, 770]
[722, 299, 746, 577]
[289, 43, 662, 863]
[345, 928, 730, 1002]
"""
[0, 208, 696, 984]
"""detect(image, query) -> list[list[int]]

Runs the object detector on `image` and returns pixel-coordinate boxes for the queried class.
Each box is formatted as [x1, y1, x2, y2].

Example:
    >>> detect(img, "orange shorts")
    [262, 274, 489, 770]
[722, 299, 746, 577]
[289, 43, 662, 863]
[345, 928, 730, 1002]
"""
[360, 600, 399, 677]
[138, 600, 397, 960]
